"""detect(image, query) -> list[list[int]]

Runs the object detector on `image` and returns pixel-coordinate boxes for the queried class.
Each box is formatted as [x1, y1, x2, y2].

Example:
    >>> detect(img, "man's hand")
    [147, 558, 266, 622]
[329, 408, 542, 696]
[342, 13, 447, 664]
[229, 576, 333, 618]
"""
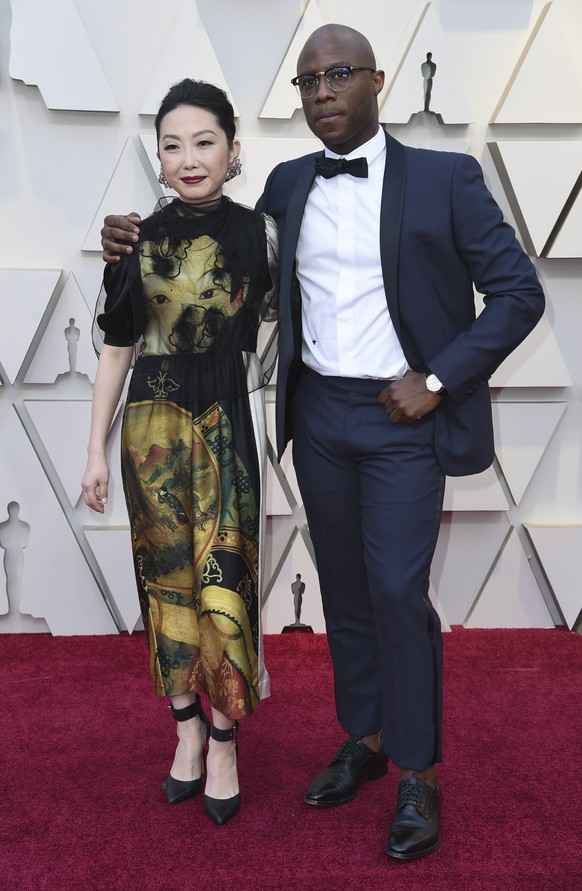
[101, 213, 142, 263]
[378, 370, 443, 423]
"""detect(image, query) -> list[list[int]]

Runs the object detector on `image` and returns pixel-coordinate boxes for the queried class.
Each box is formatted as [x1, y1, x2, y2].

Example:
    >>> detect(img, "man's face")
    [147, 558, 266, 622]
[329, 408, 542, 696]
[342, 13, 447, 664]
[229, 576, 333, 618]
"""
[296, 31, 384, 155]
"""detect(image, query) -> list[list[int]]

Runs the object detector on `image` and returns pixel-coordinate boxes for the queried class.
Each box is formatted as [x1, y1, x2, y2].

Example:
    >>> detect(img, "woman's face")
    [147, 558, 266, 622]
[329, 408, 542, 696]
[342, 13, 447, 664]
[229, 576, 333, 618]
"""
[157, 104, 239, 203]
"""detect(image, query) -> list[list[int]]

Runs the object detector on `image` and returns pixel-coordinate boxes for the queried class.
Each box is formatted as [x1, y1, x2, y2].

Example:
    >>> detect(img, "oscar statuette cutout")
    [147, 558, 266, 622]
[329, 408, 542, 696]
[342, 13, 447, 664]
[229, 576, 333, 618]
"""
[282, 572, 313, 633]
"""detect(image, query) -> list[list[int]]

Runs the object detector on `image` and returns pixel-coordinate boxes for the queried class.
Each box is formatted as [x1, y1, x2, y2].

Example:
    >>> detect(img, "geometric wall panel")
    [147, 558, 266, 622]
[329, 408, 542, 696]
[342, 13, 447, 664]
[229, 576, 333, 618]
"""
[489, 142, 582, 258]
[259, 0, 324, 119]
[0, 270, 61, 383]
[525, 525, 582, 629]
[138, 0, 239, 116]
[9, 0, 119, 111]
[24, 401, 93, 508]
[478, 300, 572, 388]
[492, 402, 566, 503]
[492, 3, 582, 124]
[380, 2, 472, 124]
[84, 527, 141, 633]
[443, 467, 509, 512]
[261, 526, 325, 633]
[82, 139, 160, 252]
[0, 407, 118, 634]
[0, 502, 50, 633]
[428, 580, 451, 632]
[466, 529, 554, 628]
[265, 402, 302, 507]
[23, 274, 98, 384]
[431, 512, 511, 625]
[547, 188, 582, 259]
[266, 465, 294, 517]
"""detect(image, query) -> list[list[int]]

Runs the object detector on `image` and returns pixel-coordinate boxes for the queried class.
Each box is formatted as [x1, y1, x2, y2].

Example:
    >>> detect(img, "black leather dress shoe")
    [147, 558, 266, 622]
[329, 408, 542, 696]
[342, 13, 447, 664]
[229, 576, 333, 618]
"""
[304, 736, 387, 807]
[385, 776, 441, 860]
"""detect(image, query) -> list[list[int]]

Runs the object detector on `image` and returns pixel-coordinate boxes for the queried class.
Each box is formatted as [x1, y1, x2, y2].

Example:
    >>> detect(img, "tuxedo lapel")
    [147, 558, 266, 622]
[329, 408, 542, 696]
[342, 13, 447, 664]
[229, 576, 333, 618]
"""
[278, 157, 317, 351]
[380, 131, 406, 336]
[275, 156, 318, 458]
[281, 158, 318, 276]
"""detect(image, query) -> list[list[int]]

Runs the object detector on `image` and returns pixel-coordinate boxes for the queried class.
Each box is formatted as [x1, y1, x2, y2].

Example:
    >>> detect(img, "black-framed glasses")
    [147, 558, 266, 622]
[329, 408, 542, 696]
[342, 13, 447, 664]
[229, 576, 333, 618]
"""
[291, 65, 376, 99]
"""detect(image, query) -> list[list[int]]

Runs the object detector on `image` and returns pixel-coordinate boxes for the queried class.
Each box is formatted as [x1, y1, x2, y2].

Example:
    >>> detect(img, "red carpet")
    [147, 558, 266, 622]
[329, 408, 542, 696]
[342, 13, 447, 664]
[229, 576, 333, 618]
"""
[2, 629, 581, 890]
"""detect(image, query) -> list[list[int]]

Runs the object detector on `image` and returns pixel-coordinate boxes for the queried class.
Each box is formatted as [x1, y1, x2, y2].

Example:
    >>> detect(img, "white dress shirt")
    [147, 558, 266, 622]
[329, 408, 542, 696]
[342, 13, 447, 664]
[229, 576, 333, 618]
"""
[296, 126, 408, 380]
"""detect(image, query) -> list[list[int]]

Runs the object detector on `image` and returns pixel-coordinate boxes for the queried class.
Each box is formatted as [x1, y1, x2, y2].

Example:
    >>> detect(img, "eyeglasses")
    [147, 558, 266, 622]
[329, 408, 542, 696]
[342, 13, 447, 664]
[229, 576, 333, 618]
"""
[291, 65, 376, 99]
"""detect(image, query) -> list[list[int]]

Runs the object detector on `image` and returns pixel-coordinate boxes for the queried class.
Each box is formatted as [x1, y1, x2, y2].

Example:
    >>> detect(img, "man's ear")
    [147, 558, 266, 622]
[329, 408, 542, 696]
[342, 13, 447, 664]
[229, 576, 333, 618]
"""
[373, 69, 385, 96]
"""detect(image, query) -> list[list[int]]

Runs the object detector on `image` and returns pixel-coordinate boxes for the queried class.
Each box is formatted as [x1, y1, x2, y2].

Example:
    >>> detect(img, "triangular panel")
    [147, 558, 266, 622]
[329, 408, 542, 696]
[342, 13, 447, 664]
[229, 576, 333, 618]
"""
[380, 2, 472, 124]
[466, 530, 554, 628]
[492, 402, 566, 503]
[0, 407, 118, 633]
[261, 526, 324, 633]
[0, 269, 61, 383]
[431, 512, 511, 625]
[265, 402, 302, 507]
[9, 0, 119, 111]
[139, 1, 239, 116]
[547, 188, 582, 258]
[259, 0, 324, 119]
[490, 141, 582, 257]
[266, 461, 293, 517]
[525, 525, 582, 629]
[443, 467, 509, 512]
[24, 401, 93, 507]
[475, 295, 572, 388]
[492, 3, 582, 124]
[428, 580, 451, 632]
[23, 274, 98, 384]
[84, 527, 141, 633]
[82, 138, 159, 251]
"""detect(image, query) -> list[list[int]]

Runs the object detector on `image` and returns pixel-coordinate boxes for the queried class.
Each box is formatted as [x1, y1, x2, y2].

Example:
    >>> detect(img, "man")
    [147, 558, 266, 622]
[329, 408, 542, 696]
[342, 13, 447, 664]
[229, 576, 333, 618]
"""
[101, 25, 544, 860]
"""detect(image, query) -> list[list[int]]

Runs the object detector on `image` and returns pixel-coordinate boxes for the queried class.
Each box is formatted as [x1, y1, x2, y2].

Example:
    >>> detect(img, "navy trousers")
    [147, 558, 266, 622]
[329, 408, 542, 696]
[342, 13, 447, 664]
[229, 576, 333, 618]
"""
[292, 369, 445, 769]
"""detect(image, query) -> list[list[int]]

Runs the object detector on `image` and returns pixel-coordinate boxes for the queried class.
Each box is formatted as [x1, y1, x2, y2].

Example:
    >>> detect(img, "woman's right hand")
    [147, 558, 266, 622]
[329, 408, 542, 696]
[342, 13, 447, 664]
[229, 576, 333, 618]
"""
[101, 213, 142, 263]
[81, 454, 111, 513]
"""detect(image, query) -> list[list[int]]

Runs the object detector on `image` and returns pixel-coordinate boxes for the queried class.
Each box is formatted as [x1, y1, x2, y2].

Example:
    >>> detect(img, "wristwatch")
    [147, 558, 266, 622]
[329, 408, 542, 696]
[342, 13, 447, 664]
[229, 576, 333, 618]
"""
[425, 372, 447, 397]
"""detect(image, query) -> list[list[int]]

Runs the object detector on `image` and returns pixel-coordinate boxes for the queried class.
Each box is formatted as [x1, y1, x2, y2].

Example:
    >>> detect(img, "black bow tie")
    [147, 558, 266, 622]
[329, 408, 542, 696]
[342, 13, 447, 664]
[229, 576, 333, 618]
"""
[314, 156, 368, 179]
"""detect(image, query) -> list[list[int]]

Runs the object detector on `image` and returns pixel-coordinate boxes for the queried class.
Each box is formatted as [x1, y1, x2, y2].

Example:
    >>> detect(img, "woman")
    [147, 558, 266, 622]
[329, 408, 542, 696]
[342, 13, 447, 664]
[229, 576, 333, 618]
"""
[82, 79, 277, 826]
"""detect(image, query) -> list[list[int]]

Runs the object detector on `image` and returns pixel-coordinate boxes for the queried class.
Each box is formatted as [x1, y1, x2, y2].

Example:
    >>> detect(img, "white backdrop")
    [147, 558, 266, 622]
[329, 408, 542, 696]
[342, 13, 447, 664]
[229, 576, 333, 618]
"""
[1, 0, 581, 636]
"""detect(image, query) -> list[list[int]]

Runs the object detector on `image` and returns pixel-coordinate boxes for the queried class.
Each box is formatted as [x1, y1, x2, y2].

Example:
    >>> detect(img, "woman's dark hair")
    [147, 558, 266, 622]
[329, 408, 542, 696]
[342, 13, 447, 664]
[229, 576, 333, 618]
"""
[155, 78, 236, 145]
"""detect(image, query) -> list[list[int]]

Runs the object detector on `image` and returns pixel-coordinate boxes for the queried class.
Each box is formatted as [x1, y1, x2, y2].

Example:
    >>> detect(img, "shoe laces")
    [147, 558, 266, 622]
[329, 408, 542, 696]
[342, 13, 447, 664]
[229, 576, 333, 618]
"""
[333, 737, 361, 766]
[398, 777, 431, 815]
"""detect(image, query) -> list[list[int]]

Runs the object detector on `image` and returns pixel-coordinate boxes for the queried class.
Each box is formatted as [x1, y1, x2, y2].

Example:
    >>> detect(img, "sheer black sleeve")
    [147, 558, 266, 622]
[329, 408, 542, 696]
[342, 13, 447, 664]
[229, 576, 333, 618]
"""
[91, 253, 146, 359]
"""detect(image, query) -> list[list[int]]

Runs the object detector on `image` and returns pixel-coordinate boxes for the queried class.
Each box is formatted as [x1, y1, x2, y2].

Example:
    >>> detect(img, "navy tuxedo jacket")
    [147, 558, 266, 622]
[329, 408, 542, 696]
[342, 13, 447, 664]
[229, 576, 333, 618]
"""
[256, 130, 544, 476]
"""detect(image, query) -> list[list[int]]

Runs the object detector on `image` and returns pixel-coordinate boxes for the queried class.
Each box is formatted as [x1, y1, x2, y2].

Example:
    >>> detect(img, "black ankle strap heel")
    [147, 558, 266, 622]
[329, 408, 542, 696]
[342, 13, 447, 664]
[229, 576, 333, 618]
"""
[169, 696, 202, 722]
[164, 695, 210, 805]
[204, 721, 240, 826]
[210, 721, 239, 750]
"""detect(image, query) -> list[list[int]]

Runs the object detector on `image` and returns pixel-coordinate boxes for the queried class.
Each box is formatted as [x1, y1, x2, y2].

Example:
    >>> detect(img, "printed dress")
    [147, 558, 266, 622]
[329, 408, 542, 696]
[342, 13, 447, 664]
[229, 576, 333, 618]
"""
[96, 197, 277, 719]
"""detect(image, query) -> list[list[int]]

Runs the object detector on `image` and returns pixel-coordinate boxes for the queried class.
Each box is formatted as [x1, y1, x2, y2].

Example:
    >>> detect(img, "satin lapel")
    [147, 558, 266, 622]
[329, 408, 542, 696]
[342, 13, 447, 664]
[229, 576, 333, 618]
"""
[281, 158, 318, 276]
[380, 131, 406, 336]
[279, 158, 318, 350]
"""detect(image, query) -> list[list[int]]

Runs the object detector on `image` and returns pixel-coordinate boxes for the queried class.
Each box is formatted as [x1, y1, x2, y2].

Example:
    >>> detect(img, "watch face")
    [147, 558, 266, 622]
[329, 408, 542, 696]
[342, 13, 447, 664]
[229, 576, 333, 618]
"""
[426, 374, 441, 392]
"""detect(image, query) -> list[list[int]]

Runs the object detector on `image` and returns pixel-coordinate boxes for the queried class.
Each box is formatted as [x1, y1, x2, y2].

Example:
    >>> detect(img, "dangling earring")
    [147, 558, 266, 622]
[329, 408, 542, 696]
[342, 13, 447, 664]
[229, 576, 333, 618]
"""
[158, 166, 170, 188]
[225, 157, 242, 182]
